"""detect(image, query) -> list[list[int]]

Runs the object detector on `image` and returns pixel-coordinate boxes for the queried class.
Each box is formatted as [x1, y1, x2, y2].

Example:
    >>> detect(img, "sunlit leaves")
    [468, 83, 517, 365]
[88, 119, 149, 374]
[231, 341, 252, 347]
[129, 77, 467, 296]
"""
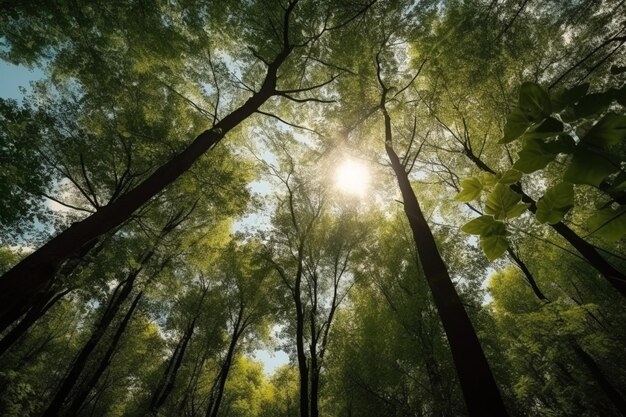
[480, 234, 509, 261]
[461, 215, 508, 261]
[462, 215, 504, 235]
[535, 183, 574, 224]
[455, 176, 483, 202]
[498, 169, 522, 185]
[587, 206, 626, 242]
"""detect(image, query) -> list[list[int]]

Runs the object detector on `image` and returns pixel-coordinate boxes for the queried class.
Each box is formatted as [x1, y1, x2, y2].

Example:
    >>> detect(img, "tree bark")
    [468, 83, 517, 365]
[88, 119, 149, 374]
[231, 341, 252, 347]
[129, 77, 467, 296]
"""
[379, 91, 508, 415]
[0, 288, 71, 356]
[205, 307, 245, 417]
[294, 246, 310, 417]
[0, 29, 297, 327]
[148, 317, 196, 415]
[67, 291, 143, 416]
[572, 342, 626, 417]
[41, 251, 152, 417]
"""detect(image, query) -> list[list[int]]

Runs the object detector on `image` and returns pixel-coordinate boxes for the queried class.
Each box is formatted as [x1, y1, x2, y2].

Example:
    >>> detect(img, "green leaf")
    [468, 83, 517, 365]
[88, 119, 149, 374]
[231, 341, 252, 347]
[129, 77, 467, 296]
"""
[518, 82, 552, 122]
[501, 108, 530, 143]
[480, 234, 509, 261]
[498, 169, 523, 185]
[582, 113, 626, 148]
[484, 184, 523, 220]
[513, 139, 558, 173]
[455, 177, 483, 202]
[535, 182, 574, 224]
[461, 215, 496, 235]
[521, 117, 563, 140]
[507, 203, 529, 219]
[574, 92, 613, 119]
[588, 206, 626, 242]
[563, 149, 621, 187]
[550, 134, 576, 154]
[461, 215, 506, 235]
[615, 85, 626, 107]
[610, 65, 626, 75]
[480, 172, 497, 187]
[552, 83, 590, 112]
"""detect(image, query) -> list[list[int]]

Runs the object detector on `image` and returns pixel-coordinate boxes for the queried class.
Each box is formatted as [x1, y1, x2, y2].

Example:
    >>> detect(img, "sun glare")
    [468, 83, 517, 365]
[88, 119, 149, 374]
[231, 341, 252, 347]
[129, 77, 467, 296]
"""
[335, 160, 370, 197]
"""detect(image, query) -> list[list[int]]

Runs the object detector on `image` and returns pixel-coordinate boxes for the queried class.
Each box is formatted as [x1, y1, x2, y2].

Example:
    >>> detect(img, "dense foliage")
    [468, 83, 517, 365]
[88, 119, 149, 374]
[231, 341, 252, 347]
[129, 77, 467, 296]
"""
[1, 1, 625, 416]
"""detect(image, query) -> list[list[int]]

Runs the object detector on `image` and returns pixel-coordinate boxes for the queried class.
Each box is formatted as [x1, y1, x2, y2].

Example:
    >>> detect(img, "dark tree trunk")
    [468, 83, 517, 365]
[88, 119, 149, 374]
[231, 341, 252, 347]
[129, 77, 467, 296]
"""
[148, 317, 197, 415]
[465, 149, 626, 296]
[0, 40, 296, 327]
[572, 342, 626, 417]
[294, 248, 310, 417]
[0, 237, 101, 334]
[206, 308, 245, 417]
[380, 95, 508, 416]
[506, 248, 549, 301]
[41, 251, 152, 417]
[67, 291, 143, 416]
[0, 288, 71, 356]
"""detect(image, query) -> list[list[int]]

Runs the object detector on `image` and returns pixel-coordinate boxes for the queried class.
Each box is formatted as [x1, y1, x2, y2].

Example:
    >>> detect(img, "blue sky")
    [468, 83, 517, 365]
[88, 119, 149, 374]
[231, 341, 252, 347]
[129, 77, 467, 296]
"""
[0, 60, 43, 99]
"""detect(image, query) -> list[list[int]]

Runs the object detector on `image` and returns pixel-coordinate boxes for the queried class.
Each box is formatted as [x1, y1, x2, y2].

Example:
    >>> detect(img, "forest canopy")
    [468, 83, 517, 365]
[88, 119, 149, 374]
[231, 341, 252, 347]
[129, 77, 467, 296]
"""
[0, 1, 625, 416]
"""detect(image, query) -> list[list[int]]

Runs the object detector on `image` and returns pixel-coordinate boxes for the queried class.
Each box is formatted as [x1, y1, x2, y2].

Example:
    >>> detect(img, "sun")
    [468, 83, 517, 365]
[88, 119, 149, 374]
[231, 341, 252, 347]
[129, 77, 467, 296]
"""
[335, 159, 370, 197]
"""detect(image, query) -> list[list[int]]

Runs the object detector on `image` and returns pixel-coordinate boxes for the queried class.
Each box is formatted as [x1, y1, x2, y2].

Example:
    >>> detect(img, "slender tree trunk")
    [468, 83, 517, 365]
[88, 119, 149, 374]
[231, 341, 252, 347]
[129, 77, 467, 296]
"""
[41, 251, 151, 417]
[572, 342, 626, 417]
[464, 149, 626, 296]
[206, 310, 244, 417]
[380, 94, 508, 415]
[294, 248, 310, 417]
[0, 288, 71, 356]
[506, 248, 549, 301]
[67, 291, 143, 416]
[0, 41, 296, 327]
[148, 318, 196, 415]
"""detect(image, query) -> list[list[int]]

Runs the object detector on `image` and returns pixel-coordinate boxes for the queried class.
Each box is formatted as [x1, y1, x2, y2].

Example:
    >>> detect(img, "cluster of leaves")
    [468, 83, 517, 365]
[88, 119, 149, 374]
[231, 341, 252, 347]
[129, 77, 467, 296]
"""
[457, 80, 626, 260]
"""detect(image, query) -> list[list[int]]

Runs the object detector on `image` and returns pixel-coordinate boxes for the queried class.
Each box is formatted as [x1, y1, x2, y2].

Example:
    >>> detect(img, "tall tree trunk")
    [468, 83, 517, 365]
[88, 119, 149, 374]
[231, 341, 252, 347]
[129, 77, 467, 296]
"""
[148, 317, 197, 416]
[205, 307, 245, 417]
[572, 342, 626, 417]
[41, 251, 152, 417]
[0, 31, 297, 326]
[464, 149, 626, 296]
[294, 246, 310, 417]
[379, 90, 508, 415]
[0, 287, 71, 356]
[67, 291, 143, 416]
